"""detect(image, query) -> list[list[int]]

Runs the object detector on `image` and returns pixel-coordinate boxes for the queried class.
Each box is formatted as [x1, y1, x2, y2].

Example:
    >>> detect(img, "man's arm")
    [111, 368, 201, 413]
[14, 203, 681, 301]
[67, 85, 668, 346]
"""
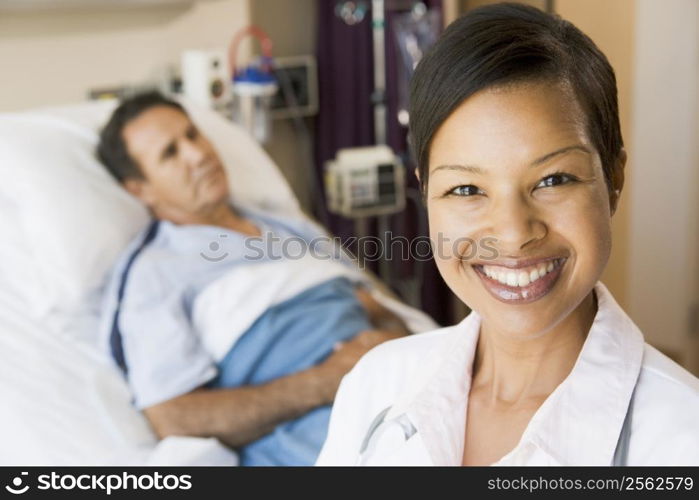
[143, 365, 326, 449]
[142, 329, 399, 449]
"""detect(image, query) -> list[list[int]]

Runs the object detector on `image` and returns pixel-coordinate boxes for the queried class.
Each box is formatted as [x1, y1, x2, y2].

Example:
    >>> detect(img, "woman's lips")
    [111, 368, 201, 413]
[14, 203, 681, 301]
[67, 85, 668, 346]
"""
[472, 258, 567, 305]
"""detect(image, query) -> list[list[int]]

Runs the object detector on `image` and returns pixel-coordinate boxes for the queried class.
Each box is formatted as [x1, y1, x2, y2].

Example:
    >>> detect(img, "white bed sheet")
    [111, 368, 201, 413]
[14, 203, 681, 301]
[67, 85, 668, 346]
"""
[0, 285, 238, 466]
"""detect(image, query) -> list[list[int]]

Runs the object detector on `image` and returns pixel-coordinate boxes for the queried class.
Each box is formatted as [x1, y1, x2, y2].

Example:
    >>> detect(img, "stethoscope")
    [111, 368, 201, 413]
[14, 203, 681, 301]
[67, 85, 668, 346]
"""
[358, 390, 636, 466]
[357, 406, 416, 465]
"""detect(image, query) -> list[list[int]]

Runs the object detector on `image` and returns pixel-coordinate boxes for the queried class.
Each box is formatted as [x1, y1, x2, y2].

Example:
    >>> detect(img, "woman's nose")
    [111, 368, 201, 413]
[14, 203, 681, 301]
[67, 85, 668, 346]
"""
[488, 193, 547, 253]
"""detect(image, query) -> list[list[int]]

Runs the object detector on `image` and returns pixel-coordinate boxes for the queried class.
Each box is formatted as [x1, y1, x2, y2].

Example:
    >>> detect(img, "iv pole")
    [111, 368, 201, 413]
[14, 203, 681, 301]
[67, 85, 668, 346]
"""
[369, 0, 393, 285]
[371, 0, 431, 308]
[372, 0, 388, 146]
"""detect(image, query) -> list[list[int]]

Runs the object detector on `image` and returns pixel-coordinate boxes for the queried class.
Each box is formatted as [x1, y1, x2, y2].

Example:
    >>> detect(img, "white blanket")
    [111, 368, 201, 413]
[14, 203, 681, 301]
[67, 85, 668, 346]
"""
[193, 252, 438, 362]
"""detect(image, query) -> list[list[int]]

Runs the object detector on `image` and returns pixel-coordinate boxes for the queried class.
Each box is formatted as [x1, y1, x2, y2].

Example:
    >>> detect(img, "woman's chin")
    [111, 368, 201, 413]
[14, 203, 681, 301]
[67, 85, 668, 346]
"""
[480, 308, 565, 340]
[470, 284, 598, 341]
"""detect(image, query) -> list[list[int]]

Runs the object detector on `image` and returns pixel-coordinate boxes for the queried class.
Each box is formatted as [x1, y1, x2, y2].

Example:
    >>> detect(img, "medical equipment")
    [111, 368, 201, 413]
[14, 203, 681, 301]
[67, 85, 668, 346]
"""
[228, 26, 278, 144]
[335, 1, 369, 25]
[324, 145, 406, 218]
[181, 49, 232, 114]
[325, 0, 401, 217]
[269, 55, 319, 120]
[325, 0, 440, 301]
[393, 2, 441, 126]
[357, 406, 416, 465]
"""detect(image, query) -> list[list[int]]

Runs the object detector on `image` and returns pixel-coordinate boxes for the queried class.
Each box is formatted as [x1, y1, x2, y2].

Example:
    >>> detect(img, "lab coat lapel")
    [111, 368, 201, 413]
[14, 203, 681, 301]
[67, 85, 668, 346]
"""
[499, 282, 645, 465]
[385, 312, 482, 466]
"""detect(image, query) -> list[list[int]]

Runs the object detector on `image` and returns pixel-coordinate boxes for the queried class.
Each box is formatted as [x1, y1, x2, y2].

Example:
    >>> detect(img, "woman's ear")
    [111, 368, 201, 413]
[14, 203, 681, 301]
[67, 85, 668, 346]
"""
[414, 168, 421, 183]
[609, 149, 627, 216]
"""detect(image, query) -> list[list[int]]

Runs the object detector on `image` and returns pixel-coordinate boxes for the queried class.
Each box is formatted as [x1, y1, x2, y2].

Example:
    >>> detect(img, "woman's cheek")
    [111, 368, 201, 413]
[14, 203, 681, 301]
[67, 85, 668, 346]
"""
[429, 205, 479, 270]
[555, 191, 613, 278]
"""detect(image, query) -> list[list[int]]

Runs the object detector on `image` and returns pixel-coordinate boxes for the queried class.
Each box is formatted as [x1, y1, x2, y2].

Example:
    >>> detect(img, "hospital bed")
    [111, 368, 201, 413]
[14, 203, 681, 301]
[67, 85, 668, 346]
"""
[0, 99, 437, 465]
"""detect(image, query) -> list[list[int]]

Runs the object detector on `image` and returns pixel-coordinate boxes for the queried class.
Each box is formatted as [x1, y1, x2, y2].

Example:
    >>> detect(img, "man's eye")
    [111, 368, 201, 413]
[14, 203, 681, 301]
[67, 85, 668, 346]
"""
[163, 144, 177, 159]
[537, 173, 577, 188]
[186, 127, 199, 140]
[448, 185, 483, 197]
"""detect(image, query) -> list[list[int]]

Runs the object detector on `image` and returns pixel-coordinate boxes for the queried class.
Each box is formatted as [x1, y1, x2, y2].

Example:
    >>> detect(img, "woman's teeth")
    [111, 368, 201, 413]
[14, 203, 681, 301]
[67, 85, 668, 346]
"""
[481, 259, 562, 287]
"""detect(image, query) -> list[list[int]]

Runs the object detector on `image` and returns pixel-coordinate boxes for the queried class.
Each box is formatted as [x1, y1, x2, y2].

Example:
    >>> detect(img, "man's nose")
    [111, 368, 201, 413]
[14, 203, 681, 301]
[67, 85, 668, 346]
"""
[488, 192, 547, 253]
[180, 139, 207, 166]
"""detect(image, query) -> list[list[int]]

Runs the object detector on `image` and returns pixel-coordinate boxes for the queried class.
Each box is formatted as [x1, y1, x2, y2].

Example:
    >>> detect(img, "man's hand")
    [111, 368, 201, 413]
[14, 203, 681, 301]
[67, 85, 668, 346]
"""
[355, 287, 411, 336]
[314, 329, 406, 405]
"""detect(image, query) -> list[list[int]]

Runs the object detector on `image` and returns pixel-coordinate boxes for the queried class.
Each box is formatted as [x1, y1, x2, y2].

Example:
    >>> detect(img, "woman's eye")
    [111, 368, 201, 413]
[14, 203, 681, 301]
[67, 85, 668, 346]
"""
[448, 185, 483, 197]
[536, 173, 576, 188]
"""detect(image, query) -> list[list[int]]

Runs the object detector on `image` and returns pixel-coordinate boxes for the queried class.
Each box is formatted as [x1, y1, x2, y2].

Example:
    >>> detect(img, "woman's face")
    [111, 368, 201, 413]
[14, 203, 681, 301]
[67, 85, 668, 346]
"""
[426, 81, 621, 338]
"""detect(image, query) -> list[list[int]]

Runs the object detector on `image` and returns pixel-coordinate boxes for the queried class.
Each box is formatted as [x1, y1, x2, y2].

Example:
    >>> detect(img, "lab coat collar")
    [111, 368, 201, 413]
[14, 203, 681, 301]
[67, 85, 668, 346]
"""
[386, 282, 644, 466]
[384, 310, 479, 465]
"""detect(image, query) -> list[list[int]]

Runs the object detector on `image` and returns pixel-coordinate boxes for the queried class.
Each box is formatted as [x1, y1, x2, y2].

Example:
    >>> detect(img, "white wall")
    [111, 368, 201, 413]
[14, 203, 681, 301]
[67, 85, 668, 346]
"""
[628, 0, 699, 368]
[0, 0, 319, 213]
[248, 0, 316, 212]
[0, 0, 250, 111]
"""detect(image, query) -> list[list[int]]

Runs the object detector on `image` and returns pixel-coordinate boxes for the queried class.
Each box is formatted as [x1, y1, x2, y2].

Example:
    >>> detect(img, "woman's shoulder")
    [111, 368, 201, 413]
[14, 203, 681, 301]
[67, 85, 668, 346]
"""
[316, 326, 459, 465]
[629, 344, 699, 465]
[341, 326, 461, 409]
[639, 344, 699, 394]
[356, 326, 459, 377]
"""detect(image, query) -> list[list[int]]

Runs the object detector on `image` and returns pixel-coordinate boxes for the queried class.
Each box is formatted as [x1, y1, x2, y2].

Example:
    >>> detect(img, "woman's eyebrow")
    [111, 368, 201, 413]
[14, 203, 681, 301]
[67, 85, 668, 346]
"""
[432, 163, 485, 175]
[530, 144, 591, 167]
[432, 144, 592, 174]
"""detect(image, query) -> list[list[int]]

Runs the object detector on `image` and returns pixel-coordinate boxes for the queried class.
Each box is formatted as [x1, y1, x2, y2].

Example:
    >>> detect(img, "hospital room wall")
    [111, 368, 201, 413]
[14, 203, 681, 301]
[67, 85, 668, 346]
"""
[624, 0, 699, 373]
[0, 0, 251, 111]
[248, 0, 317, 212]
[0, 0, 315, 208]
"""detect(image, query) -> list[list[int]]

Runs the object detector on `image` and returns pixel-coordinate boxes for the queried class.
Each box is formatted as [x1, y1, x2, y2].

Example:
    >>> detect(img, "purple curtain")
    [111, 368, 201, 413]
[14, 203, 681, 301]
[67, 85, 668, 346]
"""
[314, 0, 455, 326]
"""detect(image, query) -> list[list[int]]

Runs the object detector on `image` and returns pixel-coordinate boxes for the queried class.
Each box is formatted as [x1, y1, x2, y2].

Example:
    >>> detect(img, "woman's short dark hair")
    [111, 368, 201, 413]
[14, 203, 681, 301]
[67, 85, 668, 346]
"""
[97, 91, 186, 183]
[409, 2, 623, 196]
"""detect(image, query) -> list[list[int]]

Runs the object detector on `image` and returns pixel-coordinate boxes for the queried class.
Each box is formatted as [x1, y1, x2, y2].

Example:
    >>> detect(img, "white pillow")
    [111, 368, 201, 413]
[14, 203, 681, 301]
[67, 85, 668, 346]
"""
[0, 98, 301, 336]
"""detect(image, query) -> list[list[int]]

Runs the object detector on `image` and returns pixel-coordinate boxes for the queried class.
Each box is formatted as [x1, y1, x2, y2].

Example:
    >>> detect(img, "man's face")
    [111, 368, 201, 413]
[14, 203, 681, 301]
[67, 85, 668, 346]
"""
[122, 106, 229, 219]
[426, 81, 623, 339]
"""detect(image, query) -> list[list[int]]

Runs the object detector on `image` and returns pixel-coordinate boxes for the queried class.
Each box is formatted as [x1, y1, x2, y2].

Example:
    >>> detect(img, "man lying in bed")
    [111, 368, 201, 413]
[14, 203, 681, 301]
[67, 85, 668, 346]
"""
[96, 92, 409, 466]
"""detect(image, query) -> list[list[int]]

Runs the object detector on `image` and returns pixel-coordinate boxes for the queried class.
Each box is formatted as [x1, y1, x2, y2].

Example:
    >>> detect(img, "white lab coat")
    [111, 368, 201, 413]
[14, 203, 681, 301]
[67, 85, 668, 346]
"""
[317, 282, 699, 466]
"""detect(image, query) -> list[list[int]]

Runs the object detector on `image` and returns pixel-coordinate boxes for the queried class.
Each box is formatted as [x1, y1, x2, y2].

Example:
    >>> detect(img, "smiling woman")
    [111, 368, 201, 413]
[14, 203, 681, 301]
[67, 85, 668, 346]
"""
[317, 2, 699, 466]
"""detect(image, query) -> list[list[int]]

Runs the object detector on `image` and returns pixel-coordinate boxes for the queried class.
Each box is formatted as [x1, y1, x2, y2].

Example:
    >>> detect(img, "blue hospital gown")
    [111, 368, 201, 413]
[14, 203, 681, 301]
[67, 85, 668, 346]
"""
[209, 276, 370, 465]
